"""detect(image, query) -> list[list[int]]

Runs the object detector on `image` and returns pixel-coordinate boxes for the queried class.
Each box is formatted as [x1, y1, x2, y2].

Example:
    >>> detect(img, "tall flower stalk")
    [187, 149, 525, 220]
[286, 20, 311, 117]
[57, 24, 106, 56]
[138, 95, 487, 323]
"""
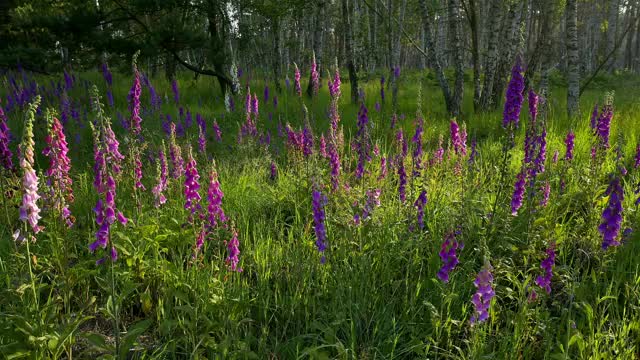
[312, 188, 328, 263]
[43, 115, 74, 227]
[88, 87, 127, 264]
[19, 96, 43, 235]
[470, 263, 495, 324]
[599, 175, 623, 250]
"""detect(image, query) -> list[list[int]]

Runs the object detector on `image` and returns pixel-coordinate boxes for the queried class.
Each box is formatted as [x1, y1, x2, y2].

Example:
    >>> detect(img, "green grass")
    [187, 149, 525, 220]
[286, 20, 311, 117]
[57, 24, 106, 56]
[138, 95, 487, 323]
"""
[1, 68, 640, 359]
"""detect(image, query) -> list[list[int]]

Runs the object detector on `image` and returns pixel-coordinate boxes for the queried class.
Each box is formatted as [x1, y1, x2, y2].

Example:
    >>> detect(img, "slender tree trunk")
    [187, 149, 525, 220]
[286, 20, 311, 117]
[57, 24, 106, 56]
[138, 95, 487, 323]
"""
[463, 0, 482, 111]
[479, 0, 504, 110]
[566, 0, 580, 119]
[306, 0, 326, 97]
[448, 0, 464, 117]
[342, 0, 359, 103]
[418, 0, 453, 113]
[272, 18, 282, 92]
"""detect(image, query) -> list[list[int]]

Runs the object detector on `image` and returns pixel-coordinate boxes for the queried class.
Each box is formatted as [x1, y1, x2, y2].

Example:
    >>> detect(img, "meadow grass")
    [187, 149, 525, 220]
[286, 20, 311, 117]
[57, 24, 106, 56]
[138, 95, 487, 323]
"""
[0, 68, 640, 359]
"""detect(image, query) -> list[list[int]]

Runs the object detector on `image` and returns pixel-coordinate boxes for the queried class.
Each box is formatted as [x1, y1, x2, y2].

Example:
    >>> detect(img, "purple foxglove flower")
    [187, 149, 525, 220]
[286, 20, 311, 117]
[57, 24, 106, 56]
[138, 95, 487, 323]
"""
[198, 119, 207, 153]
[310, 53, 319, 97]
[564, 131, 575, 161]
[413, 190, 427, 230]
[397, 156, 407, 203]
[355, 103, 371, 179]
[294, 63, 302, 97]
[437, 230, 463, 283]
[503, 57, 525, 129]
[319, 134, 327, 158]
[412, 117, 424, 176]
[169, 123, 184, 178]
[329, 142, 341, 191]
[390, 113, 397, 130]
[129, 70, 142, 136]
[0, 101, 14, 171]
[194, 226, 206, 254]
[635, 144, 640, 169]
[596, 104, 614, 149]
[312, 189, 328, 262]
[171, 79, 180, 104]
[101, 63, 113, 87]
[552, 150, 559, 164]
[133, 150, 145, 190]
[511, 170, 526, 215]
[152, 146, 168, 208]
[380, 76, 385, 102]
[206, 166, 226, 229]
[184, 148, 202, 218]
[468, 138, 478, 165]
[270, 161, 277, 181]
[540, 181, 550, 207]
[599, 176, 624, 250]
[212, 120, 222, 142]
[264, 85, 269, 102]
[43, 117, 74, 226]
[226, 227, 242, 272]
[450, 120, 467, 156]
[378, 156, 387, 181]
[303, 125, 314, 158]
[470, 264, 495, 324]
[535, 243, 556, 294]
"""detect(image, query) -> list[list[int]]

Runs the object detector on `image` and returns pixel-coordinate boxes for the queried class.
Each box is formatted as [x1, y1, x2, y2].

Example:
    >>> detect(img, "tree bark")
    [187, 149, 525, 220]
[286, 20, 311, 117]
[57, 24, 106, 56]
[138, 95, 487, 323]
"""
[462, 0, 481, 111]
[418, 0, 453, 113]
[566, 0, 580, 119]
[448, 0, 464, 117]
[306, 0, 326, 97]
[342, 0, 359, 103]
[479, 0, 504, 110]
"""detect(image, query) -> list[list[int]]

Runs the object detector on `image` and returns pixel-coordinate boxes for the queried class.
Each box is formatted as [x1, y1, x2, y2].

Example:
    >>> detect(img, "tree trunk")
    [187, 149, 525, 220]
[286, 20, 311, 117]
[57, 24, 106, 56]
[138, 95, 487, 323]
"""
[479, 0, 504, 110]
[342, 0, 359, 103]
[272, 18, 282, 92]
[566, 0, 580, 119]
[463, 0, 482, 111]
[306, 0, 326, 97]
[418, 0, 453, 113]
[448, 0, 464, 117]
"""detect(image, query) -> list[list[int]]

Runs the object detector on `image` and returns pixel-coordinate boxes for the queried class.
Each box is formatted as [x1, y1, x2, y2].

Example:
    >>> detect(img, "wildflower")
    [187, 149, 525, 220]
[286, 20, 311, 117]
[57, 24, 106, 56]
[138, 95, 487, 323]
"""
[270, 161, 277, 181]
[101, 63, 113, 87]
[303, 124, 314, 158]
[390, 113, 397, 130]
[414, 190, 427, 230]
[329, 67, 341, 99]
[264, 85, 270, 102]
[329, 142, 341, 191]
[634, 143, 640, 169]
[169, 123, 184, 178]
[204, 165, 226, 230]
[152, 145, 168, 207]
[184, 148, 202, 218]
[128, 68, 142, 136]
[133, 150, 145, 190]
[468, 138, 478, 164]
[355, 103, 371, 179]
[319, 134, 327, 158]
[470, 264, 495, 324]
[535, 243, 556, 294]
[596, 104, 614, 149]
[503, 57, 525, 129]
[213, 120, 222, 142]
[380, 76, 385, 102]
[565, 131, 575, 161]
[378, 156, 387, 181]
[226, 227, 242, 271]
[412, 117, 424, 176]
[599, 175, 623, 250]
[198, 115, 207, 153]
[310, 52, 319, 97]
[511, 170, 526, 215]
[43, 116, 74, 226]
[450, 120, 467, 156]
[294, 63, 302, 97]
[19, 97, 43, 234]
[195, 226, 206, 254]
[0, 101, 14, 171]
[312, 189, 328, 262]
[171, 79, 180, 104]
[540, 181, 551, 207]
[437, 230, 463, 283]
[552, 150, 559, 164]
[397, 156, 407, 203]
